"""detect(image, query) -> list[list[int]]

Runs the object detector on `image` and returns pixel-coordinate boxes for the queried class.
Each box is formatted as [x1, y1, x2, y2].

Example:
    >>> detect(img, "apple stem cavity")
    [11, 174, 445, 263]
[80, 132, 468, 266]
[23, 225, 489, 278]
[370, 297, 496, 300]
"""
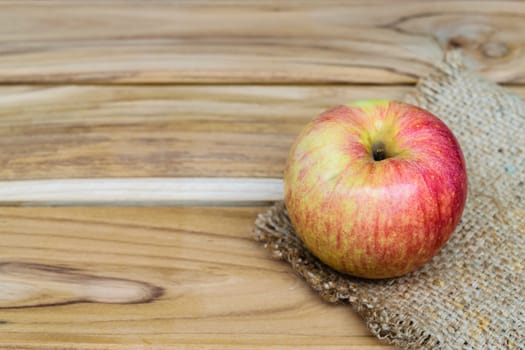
[372, 141, 387, 161]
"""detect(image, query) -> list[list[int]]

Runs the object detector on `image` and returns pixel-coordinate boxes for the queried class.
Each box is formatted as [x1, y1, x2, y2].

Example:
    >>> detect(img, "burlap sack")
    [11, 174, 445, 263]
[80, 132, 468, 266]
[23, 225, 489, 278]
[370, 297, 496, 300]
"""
[254, 51, 524, 349]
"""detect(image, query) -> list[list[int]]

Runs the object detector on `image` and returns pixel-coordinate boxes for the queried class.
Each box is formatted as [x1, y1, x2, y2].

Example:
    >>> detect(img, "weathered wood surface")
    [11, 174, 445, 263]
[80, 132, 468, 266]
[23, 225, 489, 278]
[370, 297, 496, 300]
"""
[0, 178, 284, 206]
[0, 85, 409, 180]
[0, 207, 392, 349]
[1, 85, 524, 182]
[0, 1, 524, 84]
[2, 1, 524, 348]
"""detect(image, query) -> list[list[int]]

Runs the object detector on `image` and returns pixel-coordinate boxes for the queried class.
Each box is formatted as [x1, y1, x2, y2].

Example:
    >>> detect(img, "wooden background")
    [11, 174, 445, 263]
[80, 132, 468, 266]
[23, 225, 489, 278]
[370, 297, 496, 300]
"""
[1, 1, 524, 348]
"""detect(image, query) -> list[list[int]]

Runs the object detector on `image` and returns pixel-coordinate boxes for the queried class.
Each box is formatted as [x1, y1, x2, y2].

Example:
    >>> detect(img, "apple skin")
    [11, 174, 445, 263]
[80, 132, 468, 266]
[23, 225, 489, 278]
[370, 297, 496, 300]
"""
[284, 100, 467, 279]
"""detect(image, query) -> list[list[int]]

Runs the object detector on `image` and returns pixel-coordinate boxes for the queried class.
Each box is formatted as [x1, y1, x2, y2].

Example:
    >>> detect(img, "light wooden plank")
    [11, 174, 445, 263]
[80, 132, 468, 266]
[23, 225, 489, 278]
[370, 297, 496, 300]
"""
[0, 178, 284, 206]
[2, 85, 524, 181]
[0, 206, 392, 349]
[1, 1, 525, 84]
[0, 84, 411, 180]
[2, 84, 524, 182]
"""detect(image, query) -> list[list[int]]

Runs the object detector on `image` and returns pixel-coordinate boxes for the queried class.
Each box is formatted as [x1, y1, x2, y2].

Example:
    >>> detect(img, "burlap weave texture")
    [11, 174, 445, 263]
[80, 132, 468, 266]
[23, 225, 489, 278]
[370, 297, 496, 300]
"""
[254, 51, 524, 349]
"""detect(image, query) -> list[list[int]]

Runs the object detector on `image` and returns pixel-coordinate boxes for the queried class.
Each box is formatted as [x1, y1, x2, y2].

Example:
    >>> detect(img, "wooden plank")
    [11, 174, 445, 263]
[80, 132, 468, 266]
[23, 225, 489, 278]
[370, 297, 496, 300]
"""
[0, 206, 391, 349]
[0, 178, 284, 206]
[2, 85, 525, 181]
[0, 85, 411, 180]
[2, 84, 524, 182]
[1, 1, 525, 84]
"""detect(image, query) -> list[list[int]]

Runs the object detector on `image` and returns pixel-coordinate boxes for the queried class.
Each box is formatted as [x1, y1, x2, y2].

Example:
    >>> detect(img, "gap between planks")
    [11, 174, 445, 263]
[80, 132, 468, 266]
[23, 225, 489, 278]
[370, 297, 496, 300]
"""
[0, 178, 284, 206]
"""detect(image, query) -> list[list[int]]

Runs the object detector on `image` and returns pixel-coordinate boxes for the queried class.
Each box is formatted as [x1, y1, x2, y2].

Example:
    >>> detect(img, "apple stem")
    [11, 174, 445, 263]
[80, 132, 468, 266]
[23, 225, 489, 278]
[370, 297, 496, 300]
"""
[372, 141, 387, 161]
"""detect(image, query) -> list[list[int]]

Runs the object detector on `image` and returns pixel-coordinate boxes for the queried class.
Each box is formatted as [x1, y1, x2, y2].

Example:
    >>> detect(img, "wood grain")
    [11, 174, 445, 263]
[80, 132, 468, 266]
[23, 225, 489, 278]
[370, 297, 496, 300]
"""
[0, 178, 284, 206]
[2, 85, 525, 181]
[2, 2, 524, 347]
[0, 206, 391, 349]
[1, 1, 525, 84]
[0, 84, 410, 180]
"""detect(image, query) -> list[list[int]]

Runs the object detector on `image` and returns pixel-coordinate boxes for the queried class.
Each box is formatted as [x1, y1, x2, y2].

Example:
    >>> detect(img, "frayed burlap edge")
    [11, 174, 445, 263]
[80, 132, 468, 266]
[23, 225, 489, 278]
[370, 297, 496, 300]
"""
[254, 202, 439, 349]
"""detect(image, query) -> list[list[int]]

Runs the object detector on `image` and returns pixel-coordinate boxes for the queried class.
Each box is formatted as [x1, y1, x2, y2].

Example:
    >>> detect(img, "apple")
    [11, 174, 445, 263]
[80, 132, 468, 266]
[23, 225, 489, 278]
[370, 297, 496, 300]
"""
[284, 100, 467, 279]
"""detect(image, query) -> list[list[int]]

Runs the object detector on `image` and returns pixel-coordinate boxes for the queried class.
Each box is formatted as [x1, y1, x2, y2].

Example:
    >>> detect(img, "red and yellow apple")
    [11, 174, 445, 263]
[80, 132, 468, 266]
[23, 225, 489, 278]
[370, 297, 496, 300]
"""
[284, 100, 467, 279]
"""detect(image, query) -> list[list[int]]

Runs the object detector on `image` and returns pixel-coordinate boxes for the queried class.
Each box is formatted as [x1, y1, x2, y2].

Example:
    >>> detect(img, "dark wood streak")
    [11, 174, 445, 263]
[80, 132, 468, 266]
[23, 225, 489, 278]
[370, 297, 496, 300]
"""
[0, 262, 164, 309]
